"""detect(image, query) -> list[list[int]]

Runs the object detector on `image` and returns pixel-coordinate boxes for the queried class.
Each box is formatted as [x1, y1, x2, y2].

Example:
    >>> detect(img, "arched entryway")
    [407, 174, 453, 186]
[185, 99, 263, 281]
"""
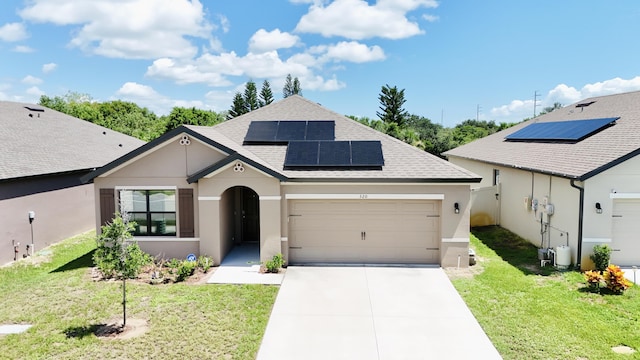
[220, 186, 260, 263]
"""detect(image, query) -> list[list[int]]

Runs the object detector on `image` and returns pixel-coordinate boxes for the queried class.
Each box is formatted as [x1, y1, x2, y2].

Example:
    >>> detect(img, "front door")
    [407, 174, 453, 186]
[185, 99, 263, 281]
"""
[240, 187, 260, 242]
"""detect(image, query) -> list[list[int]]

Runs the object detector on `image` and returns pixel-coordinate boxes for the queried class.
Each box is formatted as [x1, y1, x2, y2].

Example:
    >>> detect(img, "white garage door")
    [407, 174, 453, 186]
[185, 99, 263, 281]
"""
[288, 199, 440, 264]
[611, 199, 640, 266]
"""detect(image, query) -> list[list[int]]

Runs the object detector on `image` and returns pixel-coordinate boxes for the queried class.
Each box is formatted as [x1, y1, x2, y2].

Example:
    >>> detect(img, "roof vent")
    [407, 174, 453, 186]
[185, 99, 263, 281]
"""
[24, 106, 45, 112]
[575, 101, 595, 111]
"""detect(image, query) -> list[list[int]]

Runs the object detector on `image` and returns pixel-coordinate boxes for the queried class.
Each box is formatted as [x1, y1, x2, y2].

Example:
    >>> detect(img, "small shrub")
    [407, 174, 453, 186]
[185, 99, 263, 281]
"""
[603, 264, 632, 294]
[264, 253, 285, 273]
[590, 244, 612, 272]
[197, 255, 213, 272]
[583, 270, 603, 292]
[167, 258, 181, 274]
[176, 260, 196, 282]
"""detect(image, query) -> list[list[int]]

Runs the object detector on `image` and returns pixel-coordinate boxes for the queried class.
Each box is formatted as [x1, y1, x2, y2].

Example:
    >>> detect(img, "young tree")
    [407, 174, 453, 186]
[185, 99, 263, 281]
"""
[244, 80, 259, 111]
[228, 92, 248, 119]
[93, 212, 150, 327]
[377, 84, 408, 126]
[259, 80, 274, 107]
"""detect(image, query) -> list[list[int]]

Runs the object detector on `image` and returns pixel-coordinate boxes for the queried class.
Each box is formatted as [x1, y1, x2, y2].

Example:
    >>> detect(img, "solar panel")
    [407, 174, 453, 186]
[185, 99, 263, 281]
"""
[284, 141, 319, 166]
[284, 141, 384, 169]
[505, 117, 618, 142]
[244, 121, 278, 144]
[276, 121, 307, 141]
[244, 120, 335, 144]
[306, 121, 335, 141]
[351, 141, 384, 166]
[319, 141, 351, 166]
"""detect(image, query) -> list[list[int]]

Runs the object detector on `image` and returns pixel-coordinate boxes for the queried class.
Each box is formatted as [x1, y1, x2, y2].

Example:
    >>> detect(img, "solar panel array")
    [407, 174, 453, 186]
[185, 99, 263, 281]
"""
[284, 141, 384, 169]
[505, 117, 618, 142]
[244, 120, 335, 144]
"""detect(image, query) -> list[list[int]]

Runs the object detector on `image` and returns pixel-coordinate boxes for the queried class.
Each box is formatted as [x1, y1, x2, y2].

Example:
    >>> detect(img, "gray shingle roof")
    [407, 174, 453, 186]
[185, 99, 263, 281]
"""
[0, 101, 144, 181]
[190, 95, 479, 182]
[443, 91, 640, 180]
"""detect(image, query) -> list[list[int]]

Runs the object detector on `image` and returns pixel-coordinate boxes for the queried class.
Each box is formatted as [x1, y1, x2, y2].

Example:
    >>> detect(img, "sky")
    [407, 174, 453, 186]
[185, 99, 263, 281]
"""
[2, 1, 640, 127]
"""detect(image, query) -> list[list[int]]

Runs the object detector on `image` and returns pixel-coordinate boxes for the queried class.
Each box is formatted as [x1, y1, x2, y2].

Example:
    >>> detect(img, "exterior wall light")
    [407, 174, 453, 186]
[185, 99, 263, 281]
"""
[595, 202, 602, 214]
[454, 202, 460, 214]
[28, 211, 35, 256]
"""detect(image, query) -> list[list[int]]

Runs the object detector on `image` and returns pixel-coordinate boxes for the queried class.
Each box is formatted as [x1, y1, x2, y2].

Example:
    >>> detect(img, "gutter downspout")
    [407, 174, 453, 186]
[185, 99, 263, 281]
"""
[570, 180, 584, 269]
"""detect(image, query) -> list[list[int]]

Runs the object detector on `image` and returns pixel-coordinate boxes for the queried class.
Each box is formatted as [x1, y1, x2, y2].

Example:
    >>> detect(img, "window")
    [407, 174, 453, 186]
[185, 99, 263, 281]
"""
[493, 169, 500, 186]
[120, 190, 176, 236]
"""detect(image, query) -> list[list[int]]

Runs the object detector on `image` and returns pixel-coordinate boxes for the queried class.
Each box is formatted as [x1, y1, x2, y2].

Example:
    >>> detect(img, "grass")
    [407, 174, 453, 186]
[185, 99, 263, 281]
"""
[0, 231, 279, 360]
[451, 226, 640, 360]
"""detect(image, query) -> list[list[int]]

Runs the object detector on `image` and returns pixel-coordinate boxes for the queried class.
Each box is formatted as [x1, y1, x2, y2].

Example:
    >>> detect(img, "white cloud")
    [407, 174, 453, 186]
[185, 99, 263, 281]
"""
[249, 29, 300, 53]
[19, 0, 217, 59]
[146, 57, 234, 86]
[295, 0, 438, 40]
[0, 22, 28, 42]
[22, 75, 43, 85]
[26, 86, 44, 96]
[145, 48, 350, 93]
[422, 14, 438, 22]
[13, 45, 34, 53]
[314, 41, 385, 63]
[42, 63, 57, 73]
[490, 76, 640, 121]
[114, 82, 216, 115]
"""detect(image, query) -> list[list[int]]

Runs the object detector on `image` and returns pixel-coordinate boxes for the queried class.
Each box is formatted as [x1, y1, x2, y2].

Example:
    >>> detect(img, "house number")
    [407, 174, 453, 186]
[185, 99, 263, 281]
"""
[360, 194, 368, 199]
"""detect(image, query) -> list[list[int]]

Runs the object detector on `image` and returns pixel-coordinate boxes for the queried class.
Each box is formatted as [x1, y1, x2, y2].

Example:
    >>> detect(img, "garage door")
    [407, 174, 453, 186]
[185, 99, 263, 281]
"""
[611, 199, 640, 266]
[288, 199, 440, 264]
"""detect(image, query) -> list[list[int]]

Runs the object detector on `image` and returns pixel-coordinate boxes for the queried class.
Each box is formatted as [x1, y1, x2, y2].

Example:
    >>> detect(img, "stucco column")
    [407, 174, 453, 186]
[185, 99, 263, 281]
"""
[198, 197, 221, 265]
[259, 196, 282, 263]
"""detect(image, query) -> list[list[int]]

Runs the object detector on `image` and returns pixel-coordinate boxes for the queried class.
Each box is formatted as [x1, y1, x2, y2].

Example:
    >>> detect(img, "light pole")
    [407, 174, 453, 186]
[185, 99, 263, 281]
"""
[28, 211, 35, 256]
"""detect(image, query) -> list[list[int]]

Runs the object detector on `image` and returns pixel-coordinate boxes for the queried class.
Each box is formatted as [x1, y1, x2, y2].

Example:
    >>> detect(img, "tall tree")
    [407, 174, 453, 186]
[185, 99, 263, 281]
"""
[539, 102, 563, 115]
[283, 74, 294, 98]
[377, 84, 408, 126]
[293, 77, 302, 96]
[244, 80, 259, 111]
[259, 80, 274, 107]
[164, 106, 224, 132]
[228, 92, 248, 119]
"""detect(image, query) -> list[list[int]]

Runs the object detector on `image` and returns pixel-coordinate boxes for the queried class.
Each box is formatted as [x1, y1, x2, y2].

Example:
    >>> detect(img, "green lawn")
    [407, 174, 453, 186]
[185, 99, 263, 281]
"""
[0, 232, 279, 360]
[452, 226, 640, 360]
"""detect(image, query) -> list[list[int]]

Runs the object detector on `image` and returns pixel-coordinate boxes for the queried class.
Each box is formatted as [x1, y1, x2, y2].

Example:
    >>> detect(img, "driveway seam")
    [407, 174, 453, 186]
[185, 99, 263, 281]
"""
[364, 267, 381, 360]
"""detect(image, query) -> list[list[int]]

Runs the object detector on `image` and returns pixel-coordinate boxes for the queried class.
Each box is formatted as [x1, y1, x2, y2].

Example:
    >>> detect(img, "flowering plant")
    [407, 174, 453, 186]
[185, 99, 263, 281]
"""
[603, 264, 633, 294]
[583, 270, 603, 291]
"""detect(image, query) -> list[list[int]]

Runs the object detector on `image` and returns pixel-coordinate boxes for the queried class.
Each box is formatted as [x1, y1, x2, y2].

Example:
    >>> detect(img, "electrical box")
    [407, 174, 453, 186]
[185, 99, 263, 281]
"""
[546, 203, 554, 215]
[523, 196, 531, 210]
[542, 196, 549, 206]
[531, 198, 539, 212]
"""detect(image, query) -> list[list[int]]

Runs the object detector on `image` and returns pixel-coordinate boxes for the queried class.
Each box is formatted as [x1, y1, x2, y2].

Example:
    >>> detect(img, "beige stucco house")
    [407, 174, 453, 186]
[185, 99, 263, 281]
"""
[445, 91, 640, 269]
[84, 96, 480, 267]
[0, 101, 143, 265]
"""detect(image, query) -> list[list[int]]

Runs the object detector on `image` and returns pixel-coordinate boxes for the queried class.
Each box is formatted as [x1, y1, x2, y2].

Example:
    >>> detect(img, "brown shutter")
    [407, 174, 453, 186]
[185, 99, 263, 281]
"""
[179, 188, 195, 238]
[99, 188, 116, 226]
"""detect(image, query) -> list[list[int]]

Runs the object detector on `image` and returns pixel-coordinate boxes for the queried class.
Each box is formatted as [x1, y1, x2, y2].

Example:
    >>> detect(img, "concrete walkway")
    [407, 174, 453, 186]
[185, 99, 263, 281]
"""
[257, 266, 502, 360]
[207, 244, 284, 285]
[623, 267, 640, 285]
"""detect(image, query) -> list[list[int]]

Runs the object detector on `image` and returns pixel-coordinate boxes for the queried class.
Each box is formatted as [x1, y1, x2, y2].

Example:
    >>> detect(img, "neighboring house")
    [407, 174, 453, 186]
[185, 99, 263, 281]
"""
[84, 95, 480, 267]
[445, 91, 640, 269]
[0, 101, 144, 265]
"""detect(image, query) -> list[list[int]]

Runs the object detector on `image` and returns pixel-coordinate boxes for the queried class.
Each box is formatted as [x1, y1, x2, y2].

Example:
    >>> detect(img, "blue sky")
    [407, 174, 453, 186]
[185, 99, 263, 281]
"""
[1, 0, 640, 127]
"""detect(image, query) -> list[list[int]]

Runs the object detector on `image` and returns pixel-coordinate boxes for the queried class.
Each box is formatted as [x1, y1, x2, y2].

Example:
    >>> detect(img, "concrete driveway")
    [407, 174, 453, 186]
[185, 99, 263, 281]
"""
[257, 266, 501, 360]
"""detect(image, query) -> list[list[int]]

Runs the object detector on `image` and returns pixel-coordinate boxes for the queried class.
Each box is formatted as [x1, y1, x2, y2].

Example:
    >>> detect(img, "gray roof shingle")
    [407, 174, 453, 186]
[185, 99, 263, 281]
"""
[443, 91, 640, 180]
[191, 95, 479, 182]
[0, 101, 145, 180]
